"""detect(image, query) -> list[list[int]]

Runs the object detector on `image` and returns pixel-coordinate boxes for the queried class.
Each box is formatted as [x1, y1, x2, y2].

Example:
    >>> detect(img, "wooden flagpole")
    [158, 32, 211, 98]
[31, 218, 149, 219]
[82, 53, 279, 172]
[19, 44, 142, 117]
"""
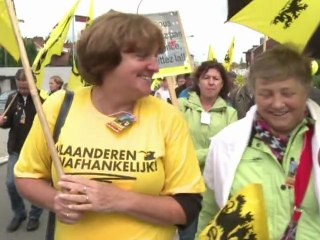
[263, 35, 268, 52]
[166, 76, 179, 107]
[2, 93, 17, 116]
[5, 0, 64, 178]
[166, 11, 194, 109]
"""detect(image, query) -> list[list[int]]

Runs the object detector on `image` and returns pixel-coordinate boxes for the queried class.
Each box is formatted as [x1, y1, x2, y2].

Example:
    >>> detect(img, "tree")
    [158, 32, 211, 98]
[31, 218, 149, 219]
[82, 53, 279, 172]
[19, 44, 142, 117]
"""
[0, 38, 38, 67]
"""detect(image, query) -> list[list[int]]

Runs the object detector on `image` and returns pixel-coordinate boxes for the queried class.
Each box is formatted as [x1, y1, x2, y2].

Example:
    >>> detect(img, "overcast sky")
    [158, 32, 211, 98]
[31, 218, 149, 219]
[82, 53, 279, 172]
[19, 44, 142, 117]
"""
[14, 0, 262, 63]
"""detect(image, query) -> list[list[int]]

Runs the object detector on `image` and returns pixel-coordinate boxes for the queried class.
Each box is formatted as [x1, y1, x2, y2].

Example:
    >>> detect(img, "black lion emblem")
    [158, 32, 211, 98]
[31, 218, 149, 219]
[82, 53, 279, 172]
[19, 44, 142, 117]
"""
[272, 0, 308, 29]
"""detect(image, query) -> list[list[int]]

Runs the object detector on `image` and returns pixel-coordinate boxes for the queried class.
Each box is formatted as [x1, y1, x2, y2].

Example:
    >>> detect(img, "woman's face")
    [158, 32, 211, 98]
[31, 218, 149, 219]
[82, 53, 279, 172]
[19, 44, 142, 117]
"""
[254, 77, 309, 135]
[103, 51, 159, 99]
[49, 79, 60, 92]
[198, 68, 224, 99]
[177, 77, 186, 87]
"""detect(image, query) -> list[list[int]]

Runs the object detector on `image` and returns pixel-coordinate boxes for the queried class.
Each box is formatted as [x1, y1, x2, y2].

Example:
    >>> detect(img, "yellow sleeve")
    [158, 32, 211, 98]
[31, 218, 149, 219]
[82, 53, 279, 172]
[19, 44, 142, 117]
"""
[14, 90, 66, 180]
[160, 109, 205, 195]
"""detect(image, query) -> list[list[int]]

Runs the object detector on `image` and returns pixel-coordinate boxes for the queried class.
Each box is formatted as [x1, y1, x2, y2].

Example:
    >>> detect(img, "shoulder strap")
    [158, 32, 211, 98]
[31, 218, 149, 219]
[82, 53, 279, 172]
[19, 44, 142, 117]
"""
[46, 90, 73, 240]
[53, 90, 74, 143]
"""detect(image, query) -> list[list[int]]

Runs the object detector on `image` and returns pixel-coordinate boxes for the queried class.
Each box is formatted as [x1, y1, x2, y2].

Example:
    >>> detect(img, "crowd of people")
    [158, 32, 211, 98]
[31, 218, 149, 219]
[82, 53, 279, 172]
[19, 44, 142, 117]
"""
[0, 11, 320, 240]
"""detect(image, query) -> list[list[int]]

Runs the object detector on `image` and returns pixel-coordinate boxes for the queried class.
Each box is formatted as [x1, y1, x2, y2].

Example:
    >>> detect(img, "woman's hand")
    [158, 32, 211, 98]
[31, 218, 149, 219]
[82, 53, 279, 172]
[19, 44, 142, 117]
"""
[54, 185, 85, 224]
[57, 174, 187, 226]
[57, 175, 126, 214]
[0, 115, 7, 126]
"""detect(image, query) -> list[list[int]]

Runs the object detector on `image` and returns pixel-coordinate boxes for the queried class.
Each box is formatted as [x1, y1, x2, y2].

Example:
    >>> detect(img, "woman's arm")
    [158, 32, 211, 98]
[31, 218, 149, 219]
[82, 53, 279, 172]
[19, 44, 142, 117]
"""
[15, 177, 85, 224]
[57, 175, 187, 225]
[15, 178, 56, 211]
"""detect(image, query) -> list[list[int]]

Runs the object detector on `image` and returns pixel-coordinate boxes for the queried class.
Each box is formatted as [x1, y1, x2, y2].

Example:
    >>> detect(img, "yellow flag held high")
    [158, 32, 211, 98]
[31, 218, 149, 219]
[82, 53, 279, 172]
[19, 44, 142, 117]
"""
[0, 0, 19, 61]
[32, 0, 80, 89]
[199, 184, 269, 240]
[207, 45, 217, 61]
[227, 0, 320, 58]
[223, 36, 235, 71]
[68, 0, 94, 90]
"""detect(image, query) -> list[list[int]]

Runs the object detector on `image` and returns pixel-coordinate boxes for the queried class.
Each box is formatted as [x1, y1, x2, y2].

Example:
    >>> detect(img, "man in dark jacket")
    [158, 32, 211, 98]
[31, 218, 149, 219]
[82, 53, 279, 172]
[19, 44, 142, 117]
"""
[0, 69, 47, 232]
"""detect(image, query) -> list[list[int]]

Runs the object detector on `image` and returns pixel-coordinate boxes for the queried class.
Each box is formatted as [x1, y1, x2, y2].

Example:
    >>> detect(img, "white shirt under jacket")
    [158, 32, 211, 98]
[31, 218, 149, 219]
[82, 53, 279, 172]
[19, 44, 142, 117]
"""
[203, 99, 320, 213]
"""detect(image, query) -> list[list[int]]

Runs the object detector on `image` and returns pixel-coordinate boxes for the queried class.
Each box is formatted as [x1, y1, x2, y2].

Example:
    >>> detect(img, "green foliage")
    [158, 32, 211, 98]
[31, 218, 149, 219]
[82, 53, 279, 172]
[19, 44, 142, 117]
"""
[0, 38, 38, 67]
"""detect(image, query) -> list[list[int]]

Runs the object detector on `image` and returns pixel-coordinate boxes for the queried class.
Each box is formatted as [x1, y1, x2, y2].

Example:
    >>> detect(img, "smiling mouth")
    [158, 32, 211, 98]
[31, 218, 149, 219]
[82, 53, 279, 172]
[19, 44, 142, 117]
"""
[139, 75, 152, 82]
[271, 112, 288, 116]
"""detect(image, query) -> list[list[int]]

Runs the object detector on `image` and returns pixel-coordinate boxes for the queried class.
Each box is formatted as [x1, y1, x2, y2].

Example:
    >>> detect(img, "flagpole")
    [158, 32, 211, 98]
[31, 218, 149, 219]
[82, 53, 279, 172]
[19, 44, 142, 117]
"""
[4, 0, 64, 178]
[72, 15, 76, 64]
[263, 35, 268, 52]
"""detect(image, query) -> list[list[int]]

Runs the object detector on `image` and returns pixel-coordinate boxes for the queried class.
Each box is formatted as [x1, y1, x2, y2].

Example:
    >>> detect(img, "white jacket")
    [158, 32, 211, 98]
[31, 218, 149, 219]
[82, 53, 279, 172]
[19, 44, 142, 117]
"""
[203, 99, 320, 212]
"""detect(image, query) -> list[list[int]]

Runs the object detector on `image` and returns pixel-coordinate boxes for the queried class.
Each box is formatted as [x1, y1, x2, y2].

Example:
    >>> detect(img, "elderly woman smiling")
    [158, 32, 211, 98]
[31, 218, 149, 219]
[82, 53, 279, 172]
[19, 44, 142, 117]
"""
[199, 45, 320, 239]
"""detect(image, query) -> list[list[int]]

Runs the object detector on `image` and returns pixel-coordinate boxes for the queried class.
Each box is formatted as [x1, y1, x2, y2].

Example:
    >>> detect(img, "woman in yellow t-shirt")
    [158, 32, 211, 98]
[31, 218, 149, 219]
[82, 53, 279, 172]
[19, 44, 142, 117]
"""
[14, 11, 205, 240]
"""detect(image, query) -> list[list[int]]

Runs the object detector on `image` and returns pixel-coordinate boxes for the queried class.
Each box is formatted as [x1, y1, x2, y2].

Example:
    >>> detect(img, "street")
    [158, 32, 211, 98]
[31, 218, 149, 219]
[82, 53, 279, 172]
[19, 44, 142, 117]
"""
[0, 129, 48, 240]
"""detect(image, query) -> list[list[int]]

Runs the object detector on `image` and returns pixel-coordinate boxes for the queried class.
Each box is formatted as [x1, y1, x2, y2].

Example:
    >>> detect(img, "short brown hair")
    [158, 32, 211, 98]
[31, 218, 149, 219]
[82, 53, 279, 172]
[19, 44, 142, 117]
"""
[76, 11, 165, 85]
[50, 75, 64, 89]
[15, 68, 36, 82]
[191, 61, 230, 100]
[249, 44, 312, 90]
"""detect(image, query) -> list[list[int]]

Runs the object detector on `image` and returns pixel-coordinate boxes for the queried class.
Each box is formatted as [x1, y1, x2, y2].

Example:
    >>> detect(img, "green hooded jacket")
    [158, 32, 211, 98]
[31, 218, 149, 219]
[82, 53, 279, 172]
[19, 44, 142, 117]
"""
[178, 91, 237, 171]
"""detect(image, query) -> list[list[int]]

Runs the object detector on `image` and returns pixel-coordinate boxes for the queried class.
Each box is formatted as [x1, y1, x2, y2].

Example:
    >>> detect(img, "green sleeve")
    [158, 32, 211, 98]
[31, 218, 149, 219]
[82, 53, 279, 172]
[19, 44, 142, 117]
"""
[196, 186, 220, 238]
[228, 107, 238, 124]
[196, 148, 208, 171]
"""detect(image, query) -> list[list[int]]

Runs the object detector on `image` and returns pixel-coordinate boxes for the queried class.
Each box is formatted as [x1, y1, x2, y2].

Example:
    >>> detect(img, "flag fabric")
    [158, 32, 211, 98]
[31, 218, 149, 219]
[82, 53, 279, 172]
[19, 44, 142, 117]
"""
[32, 0, 80, 88]
[199, 184, 269, 240]
[207, 45, 217, 61]
[223, 36, 235, 71]
[68, 0, 94, 90]
[0, 0, 19, 61]
[227, 0, 320, 58]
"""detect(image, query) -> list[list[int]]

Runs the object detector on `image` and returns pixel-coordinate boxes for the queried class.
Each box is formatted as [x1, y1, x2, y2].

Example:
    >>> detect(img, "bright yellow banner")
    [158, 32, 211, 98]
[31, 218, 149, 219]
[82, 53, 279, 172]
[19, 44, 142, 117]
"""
[207, 45, 216, 61]
[199, 184, 269, 240]
[32, 0, 80, 88]
[0, 0, 19, 61]
[68, 0, 94, 90]
[229, 0, 320, 53]
[223, 36, 235, 71]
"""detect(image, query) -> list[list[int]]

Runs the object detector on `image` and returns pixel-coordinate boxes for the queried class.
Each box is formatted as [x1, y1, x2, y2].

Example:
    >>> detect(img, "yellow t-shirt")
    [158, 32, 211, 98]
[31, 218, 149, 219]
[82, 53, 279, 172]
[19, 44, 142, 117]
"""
[15, 87, 205, 240]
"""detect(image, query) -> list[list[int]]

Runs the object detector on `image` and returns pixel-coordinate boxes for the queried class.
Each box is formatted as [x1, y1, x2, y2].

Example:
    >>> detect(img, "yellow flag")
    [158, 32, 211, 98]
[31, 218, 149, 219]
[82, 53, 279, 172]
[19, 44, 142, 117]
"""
[0, 0, 19, 61]
[223, 36, 235, 71]
[151, 78, 162, 91]
[199, 184, 269, 240]
[68, 0, 94, 90]
[228, 0, 320, 54]
[32, 0, 80, 88]
[207, 45, 216, 61]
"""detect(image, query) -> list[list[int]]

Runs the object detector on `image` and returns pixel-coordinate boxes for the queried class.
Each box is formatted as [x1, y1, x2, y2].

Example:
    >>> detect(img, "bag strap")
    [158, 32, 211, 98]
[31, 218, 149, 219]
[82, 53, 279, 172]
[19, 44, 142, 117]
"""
[281, 125, 313, 240]
[46, 90, 74, 240]
[53, 90, 74, 142]
[292, 125, 313, 221]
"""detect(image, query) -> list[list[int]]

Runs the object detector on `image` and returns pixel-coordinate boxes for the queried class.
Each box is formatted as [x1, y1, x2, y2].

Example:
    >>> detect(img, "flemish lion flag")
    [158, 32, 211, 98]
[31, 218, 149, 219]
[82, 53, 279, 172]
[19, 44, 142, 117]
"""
[32, 0, 80, 88]
[199, 184, 269, 240]
[207, 45, 217, 61]
[0, 0, 19, 61]
[68, 0, 94, 90]
[223, 36, 235, 71]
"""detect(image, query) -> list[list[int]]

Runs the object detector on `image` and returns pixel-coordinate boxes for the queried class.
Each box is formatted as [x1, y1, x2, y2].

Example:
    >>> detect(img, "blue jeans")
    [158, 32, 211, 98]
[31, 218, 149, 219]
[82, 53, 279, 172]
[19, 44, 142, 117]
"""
[178, 218, 198, 240]
[6, 152, 43, 219]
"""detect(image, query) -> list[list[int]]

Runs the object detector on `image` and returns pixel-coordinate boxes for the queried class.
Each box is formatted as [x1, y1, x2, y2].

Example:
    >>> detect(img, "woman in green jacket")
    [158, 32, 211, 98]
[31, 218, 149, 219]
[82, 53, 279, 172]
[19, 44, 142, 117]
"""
[179, 61, 237, 171]
[178, 61, 237, 240]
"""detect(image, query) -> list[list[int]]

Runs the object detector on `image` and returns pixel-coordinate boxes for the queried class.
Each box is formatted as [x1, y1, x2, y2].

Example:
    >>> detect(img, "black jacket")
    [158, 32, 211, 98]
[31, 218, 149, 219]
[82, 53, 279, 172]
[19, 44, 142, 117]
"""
[1, 91, 46, 154]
